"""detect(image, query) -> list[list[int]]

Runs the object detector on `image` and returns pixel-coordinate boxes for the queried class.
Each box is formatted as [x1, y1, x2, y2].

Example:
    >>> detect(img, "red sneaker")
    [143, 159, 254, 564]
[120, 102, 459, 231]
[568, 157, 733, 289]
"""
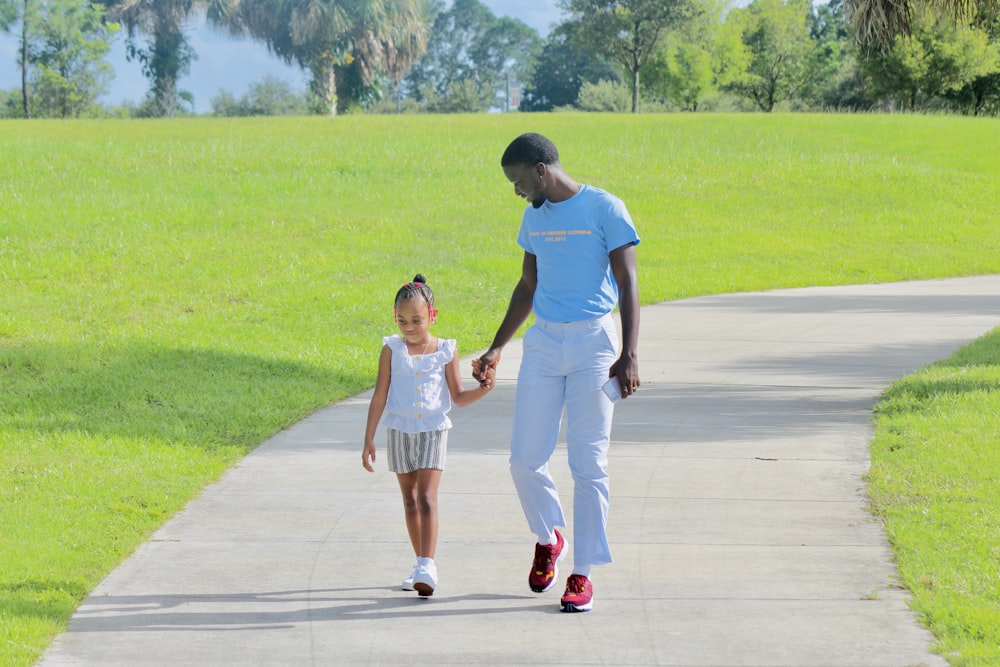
[528, 529, 565, 593]
[560, 574, 593, 612]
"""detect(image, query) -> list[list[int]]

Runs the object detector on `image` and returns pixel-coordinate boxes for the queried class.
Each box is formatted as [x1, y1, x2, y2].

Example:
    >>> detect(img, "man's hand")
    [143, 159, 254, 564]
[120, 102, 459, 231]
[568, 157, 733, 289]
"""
[609, 354, 640, 399]
[477, 365, 497, 390]
[472, 349, 501, 385]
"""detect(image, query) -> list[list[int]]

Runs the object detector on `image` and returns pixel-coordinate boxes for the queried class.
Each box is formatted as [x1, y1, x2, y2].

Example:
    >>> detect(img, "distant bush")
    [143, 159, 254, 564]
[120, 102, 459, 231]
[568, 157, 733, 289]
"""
[211, 75, 308, 117]
[576, 79, 631, 112]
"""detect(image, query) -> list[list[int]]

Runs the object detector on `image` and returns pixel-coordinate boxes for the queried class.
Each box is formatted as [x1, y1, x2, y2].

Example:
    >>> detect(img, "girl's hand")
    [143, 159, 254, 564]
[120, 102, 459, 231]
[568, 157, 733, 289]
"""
[472, 351, 500, 383]
[479, 365, 496, 390]
[362, 442, 376, 472]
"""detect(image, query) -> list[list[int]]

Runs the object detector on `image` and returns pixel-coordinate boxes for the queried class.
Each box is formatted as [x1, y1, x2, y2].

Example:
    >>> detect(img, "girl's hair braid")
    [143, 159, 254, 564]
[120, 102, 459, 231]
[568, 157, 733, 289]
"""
[394, 273, 434, 310]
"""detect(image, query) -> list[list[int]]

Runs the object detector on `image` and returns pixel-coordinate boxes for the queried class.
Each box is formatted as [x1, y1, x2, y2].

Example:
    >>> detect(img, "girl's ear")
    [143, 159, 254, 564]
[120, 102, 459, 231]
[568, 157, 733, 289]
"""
[429, 307, 438, 324]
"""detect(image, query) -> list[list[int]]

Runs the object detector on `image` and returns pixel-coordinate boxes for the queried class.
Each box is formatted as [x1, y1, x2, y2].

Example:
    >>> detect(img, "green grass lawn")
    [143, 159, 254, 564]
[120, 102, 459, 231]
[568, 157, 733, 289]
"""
[869, 331, 1000, 667]
[1, 113, 998, 666]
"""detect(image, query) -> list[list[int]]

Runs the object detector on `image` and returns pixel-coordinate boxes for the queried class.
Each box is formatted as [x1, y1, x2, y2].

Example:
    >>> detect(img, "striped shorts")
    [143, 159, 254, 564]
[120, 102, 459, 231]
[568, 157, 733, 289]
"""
[386, 428, 448, 473]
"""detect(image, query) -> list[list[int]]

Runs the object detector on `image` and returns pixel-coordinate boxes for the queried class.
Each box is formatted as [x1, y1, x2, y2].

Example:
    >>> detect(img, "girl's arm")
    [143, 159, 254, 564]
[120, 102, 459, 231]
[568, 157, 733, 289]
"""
[362, 345, 392, 472]
[446, 347, 494, 408]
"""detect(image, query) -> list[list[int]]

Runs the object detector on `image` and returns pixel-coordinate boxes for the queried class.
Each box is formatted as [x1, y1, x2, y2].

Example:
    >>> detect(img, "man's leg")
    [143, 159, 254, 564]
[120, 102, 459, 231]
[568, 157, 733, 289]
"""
[565, 315, 618, 569]
[509, 323, 567, 540]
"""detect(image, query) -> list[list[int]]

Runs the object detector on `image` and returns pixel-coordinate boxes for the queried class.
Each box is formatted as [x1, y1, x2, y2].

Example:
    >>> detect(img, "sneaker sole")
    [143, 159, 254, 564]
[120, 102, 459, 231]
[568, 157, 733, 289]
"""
[414, 582, 434, 597]
[560, 601, 593, 612]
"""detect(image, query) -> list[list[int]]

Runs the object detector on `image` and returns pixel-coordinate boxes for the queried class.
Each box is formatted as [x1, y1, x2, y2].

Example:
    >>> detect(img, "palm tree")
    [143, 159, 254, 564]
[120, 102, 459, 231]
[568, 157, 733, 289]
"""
[376, 0, 433, 112]
[99, 0, 235, 116]
[846, 0, 998, 45]
[223, 0, 432, 115]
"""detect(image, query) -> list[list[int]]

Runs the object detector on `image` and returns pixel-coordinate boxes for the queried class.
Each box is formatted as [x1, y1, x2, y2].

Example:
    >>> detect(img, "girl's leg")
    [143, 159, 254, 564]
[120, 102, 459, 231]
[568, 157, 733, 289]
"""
[396, 471, 421, 557]
[414, 467, 443, 558]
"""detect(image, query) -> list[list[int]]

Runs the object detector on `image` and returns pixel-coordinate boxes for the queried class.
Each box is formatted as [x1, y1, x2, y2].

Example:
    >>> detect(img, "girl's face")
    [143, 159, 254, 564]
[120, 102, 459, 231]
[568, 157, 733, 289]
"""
[395, 297, 433, 343]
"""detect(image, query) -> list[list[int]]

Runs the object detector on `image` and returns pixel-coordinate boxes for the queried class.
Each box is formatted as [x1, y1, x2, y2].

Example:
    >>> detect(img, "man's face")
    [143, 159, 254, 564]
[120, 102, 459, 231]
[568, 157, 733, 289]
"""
[503, 163, 547, 208]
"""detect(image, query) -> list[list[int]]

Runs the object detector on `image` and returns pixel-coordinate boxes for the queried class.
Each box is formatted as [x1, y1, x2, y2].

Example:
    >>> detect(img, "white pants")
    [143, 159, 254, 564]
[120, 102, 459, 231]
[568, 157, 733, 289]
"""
[509, 313, 618, 568]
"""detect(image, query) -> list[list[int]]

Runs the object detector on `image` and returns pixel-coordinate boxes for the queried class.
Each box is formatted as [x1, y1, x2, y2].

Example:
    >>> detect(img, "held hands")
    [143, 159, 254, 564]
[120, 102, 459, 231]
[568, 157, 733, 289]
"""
[476, 364, 497, 390]
[472, 350, 500, 387]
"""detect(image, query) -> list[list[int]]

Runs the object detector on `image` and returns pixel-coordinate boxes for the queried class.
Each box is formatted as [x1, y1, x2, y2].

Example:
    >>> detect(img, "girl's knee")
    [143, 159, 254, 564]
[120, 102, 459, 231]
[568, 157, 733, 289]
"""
[400, 495, 419, 514]
[416, 492, 436, 514]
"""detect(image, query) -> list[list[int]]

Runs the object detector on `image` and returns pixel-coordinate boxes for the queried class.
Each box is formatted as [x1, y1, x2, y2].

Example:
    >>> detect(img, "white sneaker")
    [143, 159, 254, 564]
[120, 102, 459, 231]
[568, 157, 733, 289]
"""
[413, 561, 438, 597]
[402, 564, 419, 591]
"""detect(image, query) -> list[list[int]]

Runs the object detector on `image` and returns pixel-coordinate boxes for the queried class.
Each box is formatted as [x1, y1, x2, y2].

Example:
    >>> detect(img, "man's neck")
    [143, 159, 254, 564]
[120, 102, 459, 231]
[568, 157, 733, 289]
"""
[546, 174, 581, 204]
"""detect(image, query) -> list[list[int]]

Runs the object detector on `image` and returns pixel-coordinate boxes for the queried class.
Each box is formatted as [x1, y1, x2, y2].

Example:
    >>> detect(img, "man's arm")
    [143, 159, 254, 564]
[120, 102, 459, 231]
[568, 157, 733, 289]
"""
[473, 251, 537, 380]
[609, 242, 640, 398]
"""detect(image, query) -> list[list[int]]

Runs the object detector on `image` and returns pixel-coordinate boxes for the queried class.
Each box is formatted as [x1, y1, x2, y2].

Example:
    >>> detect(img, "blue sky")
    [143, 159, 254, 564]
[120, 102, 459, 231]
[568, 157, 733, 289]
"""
[0, 0, 562, 112]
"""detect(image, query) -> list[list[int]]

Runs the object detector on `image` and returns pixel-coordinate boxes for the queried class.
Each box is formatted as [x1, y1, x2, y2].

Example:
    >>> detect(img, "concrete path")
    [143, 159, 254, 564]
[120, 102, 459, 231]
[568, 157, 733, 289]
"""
[39, 276, 1000, 667]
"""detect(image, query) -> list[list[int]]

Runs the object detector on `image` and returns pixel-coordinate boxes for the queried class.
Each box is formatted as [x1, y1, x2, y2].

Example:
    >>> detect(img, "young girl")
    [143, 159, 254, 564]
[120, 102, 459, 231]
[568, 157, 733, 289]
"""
[362, 274, 495, 597]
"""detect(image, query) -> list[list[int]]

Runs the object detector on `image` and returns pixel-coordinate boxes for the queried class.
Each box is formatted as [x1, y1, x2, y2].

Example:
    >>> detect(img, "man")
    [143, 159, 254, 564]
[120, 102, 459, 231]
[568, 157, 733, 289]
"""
[473, 132, 640, 613]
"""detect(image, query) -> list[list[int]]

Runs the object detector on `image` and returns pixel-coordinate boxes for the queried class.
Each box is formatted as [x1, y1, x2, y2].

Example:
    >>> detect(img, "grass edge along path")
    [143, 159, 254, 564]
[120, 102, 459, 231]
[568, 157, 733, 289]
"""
[869, 328, 1000, 667]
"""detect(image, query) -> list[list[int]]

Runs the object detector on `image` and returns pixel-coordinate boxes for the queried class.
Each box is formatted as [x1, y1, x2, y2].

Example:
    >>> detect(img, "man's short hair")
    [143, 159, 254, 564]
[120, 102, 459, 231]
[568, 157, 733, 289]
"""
[501, 133, 560, 167]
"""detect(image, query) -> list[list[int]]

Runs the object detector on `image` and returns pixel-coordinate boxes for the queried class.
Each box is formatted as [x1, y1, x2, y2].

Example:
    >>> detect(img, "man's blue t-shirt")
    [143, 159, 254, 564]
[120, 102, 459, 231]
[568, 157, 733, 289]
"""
[517, 184, 640, 323]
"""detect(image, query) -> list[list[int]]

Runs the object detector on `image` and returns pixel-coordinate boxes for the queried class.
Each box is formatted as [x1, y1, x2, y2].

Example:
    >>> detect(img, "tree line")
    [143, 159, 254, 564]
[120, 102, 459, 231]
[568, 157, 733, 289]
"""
[2, 0, 1000, 118]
